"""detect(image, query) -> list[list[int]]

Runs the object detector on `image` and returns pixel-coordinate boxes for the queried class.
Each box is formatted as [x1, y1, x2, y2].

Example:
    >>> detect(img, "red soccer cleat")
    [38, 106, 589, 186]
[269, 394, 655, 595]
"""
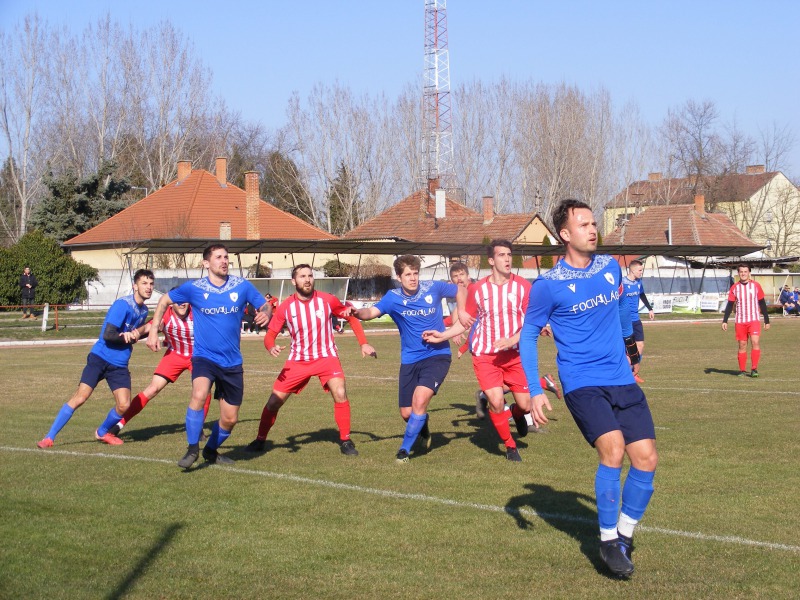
[95, 429, 124, 446]
[36, 437, 54, 449]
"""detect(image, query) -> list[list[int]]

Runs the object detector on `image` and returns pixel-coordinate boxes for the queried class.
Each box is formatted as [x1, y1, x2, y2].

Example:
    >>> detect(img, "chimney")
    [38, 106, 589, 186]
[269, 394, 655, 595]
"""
[482, 196, 494, 224]
[694, 194, 705, 214]
[648, 172, 662, 182]
[746, 164, 766, 175]
[219, 221, 231, 240]
[435, 189, 446, 219]
[422, 178, 439, 217]
[215, 157, 227, 186]
[177, 160, 191, 181]
[245, 171, 260, 240]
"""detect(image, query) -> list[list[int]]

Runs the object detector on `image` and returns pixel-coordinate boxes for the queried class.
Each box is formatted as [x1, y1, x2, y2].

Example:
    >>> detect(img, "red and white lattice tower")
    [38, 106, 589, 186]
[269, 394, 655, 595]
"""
[422, 0, 454, 191]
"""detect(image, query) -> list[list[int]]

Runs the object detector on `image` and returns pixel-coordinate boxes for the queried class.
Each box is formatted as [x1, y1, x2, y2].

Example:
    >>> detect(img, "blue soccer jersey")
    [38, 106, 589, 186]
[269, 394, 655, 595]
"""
[91, 295, 149, 367]
[170, 276, 265, 368]
[374, 280, 458, 364]
[622, 275, 645, 322]
[520, 255, 634, 395]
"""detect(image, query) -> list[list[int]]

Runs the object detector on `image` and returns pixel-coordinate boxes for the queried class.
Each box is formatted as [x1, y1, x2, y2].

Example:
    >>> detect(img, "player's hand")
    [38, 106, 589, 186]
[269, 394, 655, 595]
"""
[457, 348, 466, 359]
[340, 306, 354, 317]
[121, 330, 138, 344]
[453, 333, 466, 346]
[254, 310, 270, 327]
[422, 330, 445, 344]
[721, 322, 728, 331]
[648, 309, 655, 320]
[530, 393, 552, 426]
[360, 343, 377, 358]
[764, 323, 770, 330]
[269, 344, 283, 357]
[458, 312, 475, 329]
[493, 337, 515, 351]
[146, 330, 161, 351]
[540, 325, 553, 338]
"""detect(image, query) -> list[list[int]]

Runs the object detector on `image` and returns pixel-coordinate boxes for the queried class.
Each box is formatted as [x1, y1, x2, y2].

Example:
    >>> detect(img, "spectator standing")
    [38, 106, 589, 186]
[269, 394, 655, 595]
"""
[19, 266, 38, 319]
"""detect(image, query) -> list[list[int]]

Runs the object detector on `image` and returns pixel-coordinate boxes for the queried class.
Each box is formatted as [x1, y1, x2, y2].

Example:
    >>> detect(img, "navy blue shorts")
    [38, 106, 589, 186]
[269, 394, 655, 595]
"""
[80, 352, 131, 392]
[631, 320, 645, 342]
[398, 355, 451, 408]
[564, 384, 655, 447]
[192, 356, 245, 406]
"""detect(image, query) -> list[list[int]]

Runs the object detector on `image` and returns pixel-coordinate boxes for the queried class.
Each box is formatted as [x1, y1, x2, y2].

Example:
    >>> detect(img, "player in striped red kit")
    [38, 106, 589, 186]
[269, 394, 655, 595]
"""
[104, 296, 212, 442]
[246, 264, 376, 456]
[721, 264, 770, 377]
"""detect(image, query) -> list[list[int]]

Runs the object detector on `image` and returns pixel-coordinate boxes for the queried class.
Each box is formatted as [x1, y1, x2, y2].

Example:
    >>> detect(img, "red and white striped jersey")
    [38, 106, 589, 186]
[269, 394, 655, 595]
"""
[728, 280, 765, 324]
[465, 274, 531, 356]
[162, 305, 194, 357]
[269, 291, 347, 361]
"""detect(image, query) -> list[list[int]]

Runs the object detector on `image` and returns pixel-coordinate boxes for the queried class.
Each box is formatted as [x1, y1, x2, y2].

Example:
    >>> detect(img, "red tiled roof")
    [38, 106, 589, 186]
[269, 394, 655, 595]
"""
[344, 189, 541, 245]
[609, 172, 778, 207]
[604, 204, 759, 248]
[64, 169, 334, 246]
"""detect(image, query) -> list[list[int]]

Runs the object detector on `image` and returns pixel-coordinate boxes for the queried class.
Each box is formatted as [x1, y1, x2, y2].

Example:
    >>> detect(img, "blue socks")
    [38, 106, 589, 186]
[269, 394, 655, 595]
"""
[46, 404, 75, 440]
[595, 464, 622, 533]
[400, 413, 427, 453]
[204, 422, 231, 451]
[97, 408, 124, 436]
[621, 467, 656, 520]
[185, 407, 205, 446]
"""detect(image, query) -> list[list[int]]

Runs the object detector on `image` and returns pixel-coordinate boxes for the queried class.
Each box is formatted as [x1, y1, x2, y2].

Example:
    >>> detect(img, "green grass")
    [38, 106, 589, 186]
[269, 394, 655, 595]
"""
[2, 320, 799, 598]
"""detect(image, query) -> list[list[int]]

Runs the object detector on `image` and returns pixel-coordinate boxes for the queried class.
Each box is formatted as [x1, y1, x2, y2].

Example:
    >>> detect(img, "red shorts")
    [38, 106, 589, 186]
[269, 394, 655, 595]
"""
[154, 350, 192, 383]
[472, 351, 529, 394]
[735, 321, 761, 342]
[273, 356, 345, 395]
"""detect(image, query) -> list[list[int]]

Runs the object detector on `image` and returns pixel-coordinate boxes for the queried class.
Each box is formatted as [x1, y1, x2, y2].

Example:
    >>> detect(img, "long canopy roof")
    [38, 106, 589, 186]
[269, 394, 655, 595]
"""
[106, 237, 764, 259]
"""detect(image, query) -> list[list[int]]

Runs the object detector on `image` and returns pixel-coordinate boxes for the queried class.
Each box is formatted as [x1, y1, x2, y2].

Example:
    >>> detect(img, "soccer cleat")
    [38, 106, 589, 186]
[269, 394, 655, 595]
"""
[599, 539, 634, 578]
[633, 373, 645, 384]
[339, 440, 359, 456]
[750, 369, 759, 378]
[36, 437, 54, 449]
[419, 416, 432, 450]
[542, 373, 562, 399]
[474, 390, 488, 419]
[202, 446, 234, 465]
[395, 449, 410, 464]
[177, 447, 200, 469]
[505, 447, 522, 462]
[738, 371, 747, 377]
[244, 438, 267, 453]
[95, 429, 124, 446]
[511, 406, 528, 438]
[618, 533, 634, 561]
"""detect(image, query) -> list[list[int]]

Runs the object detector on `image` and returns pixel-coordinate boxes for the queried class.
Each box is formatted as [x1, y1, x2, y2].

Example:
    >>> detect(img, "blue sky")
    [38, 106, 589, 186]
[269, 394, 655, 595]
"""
[2, 0, 799, 177]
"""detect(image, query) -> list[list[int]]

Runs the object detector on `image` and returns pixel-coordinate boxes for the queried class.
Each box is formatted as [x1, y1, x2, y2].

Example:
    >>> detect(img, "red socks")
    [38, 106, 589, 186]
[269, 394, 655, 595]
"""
[121, 392, 149, 425]
[257, 406, 279, 440]
[489, 409, 516, 449]
[738, 352, 747, 372]
[750, 349, 760, 370]
[334, 401, 352, 441]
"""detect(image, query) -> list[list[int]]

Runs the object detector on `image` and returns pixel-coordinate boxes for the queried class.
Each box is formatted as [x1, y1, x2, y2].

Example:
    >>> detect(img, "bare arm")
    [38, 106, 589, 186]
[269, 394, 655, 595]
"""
[352, 306, 382, 321]
[146, 294, 172, 351]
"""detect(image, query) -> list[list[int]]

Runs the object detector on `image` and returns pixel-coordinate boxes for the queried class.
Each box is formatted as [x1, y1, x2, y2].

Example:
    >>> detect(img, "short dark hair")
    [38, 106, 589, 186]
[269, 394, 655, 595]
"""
[487, 239, 513, 259]
[203, 243, 228, 261]
[449, 261, 468, 276]
[629, 259, 643, 269]
[291, 264, 313, 279]
[393, 255, 421, 276]
[551, 199, 592, 243]
[133, 269, 154, 283]
[736, 263, 750, 272]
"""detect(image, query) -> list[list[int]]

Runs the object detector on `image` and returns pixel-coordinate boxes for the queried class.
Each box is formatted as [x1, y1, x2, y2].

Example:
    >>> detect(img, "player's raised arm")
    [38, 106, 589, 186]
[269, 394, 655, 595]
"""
[146, 293, 173, 351]
[352, 305, 382, 321]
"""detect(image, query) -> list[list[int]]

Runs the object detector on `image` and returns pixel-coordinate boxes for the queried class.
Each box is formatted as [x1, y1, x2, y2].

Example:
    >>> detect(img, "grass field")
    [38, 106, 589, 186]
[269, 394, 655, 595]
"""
[2, 318, 799, 599]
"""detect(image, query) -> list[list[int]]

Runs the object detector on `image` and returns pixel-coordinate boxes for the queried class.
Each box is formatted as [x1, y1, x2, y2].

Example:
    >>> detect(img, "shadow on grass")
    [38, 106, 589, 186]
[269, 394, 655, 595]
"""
[505, 483, 621, 580]
[703, 367, 748, 376]
[105, 522, 183, 600]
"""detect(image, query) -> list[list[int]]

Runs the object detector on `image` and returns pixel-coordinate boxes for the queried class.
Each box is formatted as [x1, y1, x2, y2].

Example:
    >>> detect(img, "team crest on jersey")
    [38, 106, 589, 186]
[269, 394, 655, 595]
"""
[203, 293, 209, 299]
[508, 293, 517, 304]
[567, 283, 576, 293]
[604, 273, 615, 285]
[316, 310, 324, 319]
[230, 292, 238, 302]
[403, 299, 408, 306]
[425, 295, 433, 304]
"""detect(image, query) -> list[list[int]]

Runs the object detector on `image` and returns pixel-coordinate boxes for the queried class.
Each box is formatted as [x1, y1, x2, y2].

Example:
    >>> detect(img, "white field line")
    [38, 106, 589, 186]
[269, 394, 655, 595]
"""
[3, 445, 798, 554]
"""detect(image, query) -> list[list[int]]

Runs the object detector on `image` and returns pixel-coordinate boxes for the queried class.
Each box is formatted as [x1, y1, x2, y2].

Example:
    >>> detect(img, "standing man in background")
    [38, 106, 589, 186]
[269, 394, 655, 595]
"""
[721, 264, 770, 377]
[622, 260, 654, 383]
[19, 266, 38, 319]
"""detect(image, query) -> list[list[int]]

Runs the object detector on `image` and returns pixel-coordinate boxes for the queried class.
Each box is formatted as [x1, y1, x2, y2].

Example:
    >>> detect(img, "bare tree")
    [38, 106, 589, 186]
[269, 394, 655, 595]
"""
[660, 99, 722, 191]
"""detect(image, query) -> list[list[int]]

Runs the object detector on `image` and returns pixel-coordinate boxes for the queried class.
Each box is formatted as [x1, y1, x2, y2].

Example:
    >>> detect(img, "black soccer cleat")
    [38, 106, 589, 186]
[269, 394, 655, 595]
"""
[108, 423, 122, 437]
[339, 440, 359, 456]
[750, 369, 759, 378]
[599, 539, 634, 578]
[738, 371, 747, 377]
[245, 439, 267, 453]
[505, 447, 522, 462]
[511, 405, 528, 438]
[617, 533, 634, 561]
[177, 446, 200, 469]
[202, 446, 234, 465]
[396, 449, 410, 464]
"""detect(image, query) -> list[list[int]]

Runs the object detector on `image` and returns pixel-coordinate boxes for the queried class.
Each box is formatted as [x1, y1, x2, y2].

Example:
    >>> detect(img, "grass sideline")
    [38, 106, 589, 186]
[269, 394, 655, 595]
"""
[2, 320, 799, 598]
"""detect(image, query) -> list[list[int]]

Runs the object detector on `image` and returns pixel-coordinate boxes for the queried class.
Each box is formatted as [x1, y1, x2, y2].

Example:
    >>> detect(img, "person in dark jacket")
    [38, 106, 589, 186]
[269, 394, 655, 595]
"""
[19, 266, 38, 319]
[779, 285, 799, 316]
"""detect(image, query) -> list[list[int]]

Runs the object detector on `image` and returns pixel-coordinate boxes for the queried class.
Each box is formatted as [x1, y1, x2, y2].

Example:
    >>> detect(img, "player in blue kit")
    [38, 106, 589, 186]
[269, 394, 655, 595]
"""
[146, 244, 270, 468]
[352, 254, 460, 463]
[519, 199, 658, 578]
[37, 269, 154, 448]
[622, 260, 653, 383]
